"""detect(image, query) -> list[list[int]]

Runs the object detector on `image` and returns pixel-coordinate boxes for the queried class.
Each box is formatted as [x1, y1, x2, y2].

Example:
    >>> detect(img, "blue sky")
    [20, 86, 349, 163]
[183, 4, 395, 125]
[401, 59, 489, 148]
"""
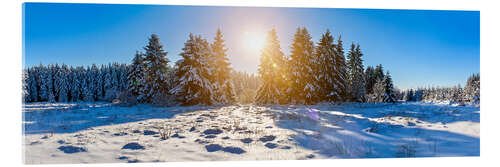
[23, 3, 479, 90]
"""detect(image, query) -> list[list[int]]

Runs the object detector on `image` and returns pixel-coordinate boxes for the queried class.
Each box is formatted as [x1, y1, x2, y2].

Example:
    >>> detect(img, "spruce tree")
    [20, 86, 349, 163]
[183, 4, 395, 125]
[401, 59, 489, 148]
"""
[464, 73, 480, 104]
[255, 29, 287, 104]
[375, 64, 385, 80]
[334, 36, 348, 101]
[27, 67, 39, 102]
[55, 64, 70, 102]
[365, 66, 376, 95]
[288, 27, 317, 104]
[346, 43, 366, 102]
[372, 78, 385, 102]
[22, 69, 30, 102]
[80, 66, 93, 102]
[211, 28, 236, 104]
[315, 29, 340, 102]
[70, 67, 81, 102]
[103, 64, 113, 100]
[143, 34, 170, 102]
[171, 34, 214, 105]
[90, 64, 100, 100]
[382, 71, 396, 103]
[128, 51, 146, 101]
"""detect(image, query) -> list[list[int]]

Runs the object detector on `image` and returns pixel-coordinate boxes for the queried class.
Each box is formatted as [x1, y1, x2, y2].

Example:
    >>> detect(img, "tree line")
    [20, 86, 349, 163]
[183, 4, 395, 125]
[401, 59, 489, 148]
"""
[401, 73, 480, 105]
[23, 27, 478, 106]
[23, 29, 236, 106]
[255, 27, 396, 104]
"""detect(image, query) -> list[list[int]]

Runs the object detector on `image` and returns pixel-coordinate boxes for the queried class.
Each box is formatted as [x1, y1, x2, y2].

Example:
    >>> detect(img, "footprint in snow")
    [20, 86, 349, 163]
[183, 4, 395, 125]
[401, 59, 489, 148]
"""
[143, 130, 158, 135]
[203, 129, 223, 135]
[223, 146, 246, 154]
[205, 144, 246, 154]
[205, 144, 223, 152]
[265, 143, 278, 149]
[259, 135, 276, 142]
[172, 133, 186, 138]
[240, 138, 253, 144]
[122, 142, 145, 150]
[58, 145, 87, 154]
[205, 135, 217, 139]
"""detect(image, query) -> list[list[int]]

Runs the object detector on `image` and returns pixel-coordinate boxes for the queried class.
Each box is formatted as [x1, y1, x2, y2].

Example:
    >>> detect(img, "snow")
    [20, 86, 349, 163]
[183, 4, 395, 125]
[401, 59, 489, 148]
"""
[23, 102, 479, 164]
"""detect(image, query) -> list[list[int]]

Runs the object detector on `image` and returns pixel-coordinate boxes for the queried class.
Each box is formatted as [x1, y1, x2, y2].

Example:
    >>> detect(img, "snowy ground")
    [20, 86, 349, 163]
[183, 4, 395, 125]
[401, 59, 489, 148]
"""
[23, 102, 479, 164]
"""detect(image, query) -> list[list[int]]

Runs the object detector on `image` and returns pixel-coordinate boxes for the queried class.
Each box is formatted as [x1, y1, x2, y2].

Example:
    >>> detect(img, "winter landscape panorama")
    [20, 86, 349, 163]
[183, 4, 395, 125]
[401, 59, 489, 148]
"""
[22, 3, 479, 164]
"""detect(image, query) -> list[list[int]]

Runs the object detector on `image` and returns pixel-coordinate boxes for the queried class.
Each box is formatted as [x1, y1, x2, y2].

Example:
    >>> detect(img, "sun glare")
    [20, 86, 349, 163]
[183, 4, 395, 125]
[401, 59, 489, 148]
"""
[243, 30, 266, 53]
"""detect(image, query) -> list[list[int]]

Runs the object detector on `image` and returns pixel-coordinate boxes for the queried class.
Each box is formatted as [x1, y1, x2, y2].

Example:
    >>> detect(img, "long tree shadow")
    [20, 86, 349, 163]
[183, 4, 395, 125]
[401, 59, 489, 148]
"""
[321, 102, 480, 124]
[269, 104, 479, 158]
[23, 102, 221, 134]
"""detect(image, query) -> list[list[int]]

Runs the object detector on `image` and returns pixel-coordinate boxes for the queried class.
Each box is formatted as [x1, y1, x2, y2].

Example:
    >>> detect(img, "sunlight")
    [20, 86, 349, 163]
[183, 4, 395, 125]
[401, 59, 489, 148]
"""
[243, 30, 266, 53]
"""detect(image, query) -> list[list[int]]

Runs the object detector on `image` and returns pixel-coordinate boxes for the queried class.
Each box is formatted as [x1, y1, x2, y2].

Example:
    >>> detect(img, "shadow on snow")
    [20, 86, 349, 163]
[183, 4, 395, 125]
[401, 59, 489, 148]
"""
[269, 103, 479, 158]
[22, 102, 220, 134]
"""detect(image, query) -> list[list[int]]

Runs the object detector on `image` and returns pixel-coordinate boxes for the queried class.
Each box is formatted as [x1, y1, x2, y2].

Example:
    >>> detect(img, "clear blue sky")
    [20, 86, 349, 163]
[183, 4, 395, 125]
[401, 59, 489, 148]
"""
[23, 3, 479, 90]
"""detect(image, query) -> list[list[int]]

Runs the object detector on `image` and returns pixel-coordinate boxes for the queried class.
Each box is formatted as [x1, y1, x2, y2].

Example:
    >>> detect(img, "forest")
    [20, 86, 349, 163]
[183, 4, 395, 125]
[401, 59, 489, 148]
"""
[22, 28, 480, 106]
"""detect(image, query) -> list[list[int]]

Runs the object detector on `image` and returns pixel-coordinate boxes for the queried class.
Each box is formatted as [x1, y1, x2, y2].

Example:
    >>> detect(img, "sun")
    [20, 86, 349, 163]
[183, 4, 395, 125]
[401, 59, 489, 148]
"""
[243, 30, 266, 53]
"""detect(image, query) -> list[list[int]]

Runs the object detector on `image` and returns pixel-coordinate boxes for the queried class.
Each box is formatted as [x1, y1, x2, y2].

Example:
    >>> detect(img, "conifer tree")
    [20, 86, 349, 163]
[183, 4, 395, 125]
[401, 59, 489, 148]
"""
[143, 34, 170, 102]
[334, 36, 348, 101]
[346, 43, 366, 102]
[128, 51, 146, 100]
[365, 66, 376, 95]
[288, 27, 317, 104]
[70, 67, 81, 102]
[90, 64, 100, 100]
[103, 64, 113, 100]
[211, 28, 236, 104]
[255, 29, 287, 104]
[54, 64, 70, 102]
[375, 64, 385, 80]
[22, 69, 30, 102]
[171, 34, 214, 105]
[27, 67, 39, 102]
[464, 73, 480, 104]
[382, 71, 396, 103]
[315, 29, 340, 102]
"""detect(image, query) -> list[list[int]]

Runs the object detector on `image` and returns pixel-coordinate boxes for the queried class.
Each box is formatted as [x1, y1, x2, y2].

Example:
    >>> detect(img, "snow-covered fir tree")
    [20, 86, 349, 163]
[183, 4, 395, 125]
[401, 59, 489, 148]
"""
[29, 67, 41, 102]
[464, 73, 480, 104]
[346, 43, 366, 102]
[54, 64, 70, 102]
[403, 89, 414, 101]
[171, 34, 214, 105]
[90, 64, 100, 100]
[70, 67, 81, 102]
[364, 66, 376, 95]
[119, 64, 128, 93]
[334, 36, 348, 101]
[22, 69, 29, 102]
[96, 64, 105, 100]
[288, 27, 318, 104]
[211, 28, 236, 104]
[371, 78, 385, 102]
[40, 64, 56, 102]
[255, 29, 287, 104]
[103, 64, 114, 101]
[382, 72, 396, 103]
[127, 51, 146, 101]
[143, 34, 170, 102]
[314, 29, 342, 102]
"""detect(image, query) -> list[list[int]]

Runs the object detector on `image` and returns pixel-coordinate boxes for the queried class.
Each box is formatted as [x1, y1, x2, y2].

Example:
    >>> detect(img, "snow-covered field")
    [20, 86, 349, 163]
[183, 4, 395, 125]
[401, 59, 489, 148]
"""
[22, 102, 479, 164]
